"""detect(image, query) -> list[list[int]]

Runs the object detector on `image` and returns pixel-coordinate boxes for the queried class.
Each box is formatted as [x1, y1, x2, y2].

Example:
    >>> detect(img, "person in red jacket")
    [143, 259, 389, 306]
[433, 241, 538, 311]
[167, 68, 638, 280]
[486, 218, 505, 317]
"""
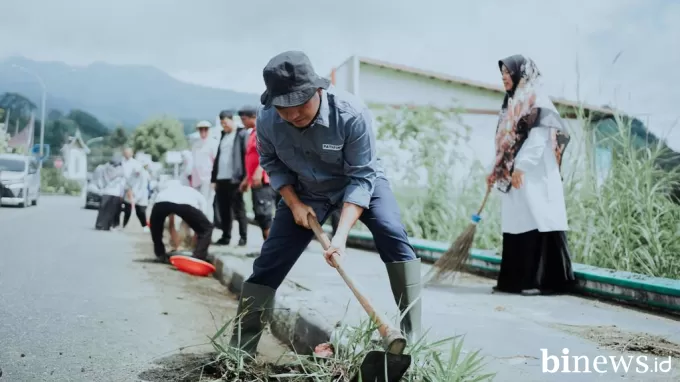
[239, 106, 276, 239]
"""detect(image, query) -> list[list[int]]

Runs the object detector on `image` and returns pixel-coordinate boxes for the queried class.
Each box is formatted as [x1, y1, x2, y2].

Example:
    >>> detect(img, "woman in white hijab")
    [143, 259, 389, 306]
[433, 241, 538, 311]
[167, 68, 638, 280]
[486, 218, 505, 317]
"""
[488, 54, 576, 296]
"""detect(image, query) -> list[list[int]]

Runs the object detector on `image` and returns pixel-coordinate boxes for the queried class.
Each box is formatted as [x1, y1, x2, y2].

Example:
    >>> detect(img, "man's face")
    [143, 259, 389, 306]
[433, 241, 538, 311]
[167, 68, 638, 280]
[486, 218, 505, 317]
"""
[275, 90, 320, 128]
[123, 148, 133, 159]
[220, 118, 234, 133]
[241, 116, 256, 129]
[198, 127, 209, 139]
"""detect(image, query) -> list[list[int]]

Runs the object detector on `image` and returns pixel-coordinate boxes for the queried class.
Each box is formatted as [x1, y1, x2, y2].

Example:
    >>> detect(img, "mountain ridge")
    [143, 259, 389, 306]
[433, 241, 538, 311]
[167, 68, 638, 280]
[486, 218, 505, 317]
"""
[0, 56, 259, 128]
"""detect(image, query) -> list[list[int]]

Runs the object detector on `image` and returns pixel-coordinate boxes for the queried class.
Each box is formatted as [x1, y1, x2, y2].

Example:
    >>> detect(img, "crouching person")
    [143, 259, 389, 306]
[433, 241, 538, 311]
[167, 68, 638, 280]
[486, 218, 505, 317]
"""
[149, 179, 213, 263]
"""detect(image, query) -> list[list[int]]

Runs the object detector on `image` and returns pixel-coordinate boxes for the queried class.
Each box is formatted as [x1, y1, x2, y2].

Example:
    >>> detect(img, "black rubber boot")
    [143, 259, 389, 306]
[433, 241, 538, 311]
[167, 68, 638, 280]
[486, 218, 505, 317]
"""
[385, 258, 422, 343]
[229, 282, 276, 356]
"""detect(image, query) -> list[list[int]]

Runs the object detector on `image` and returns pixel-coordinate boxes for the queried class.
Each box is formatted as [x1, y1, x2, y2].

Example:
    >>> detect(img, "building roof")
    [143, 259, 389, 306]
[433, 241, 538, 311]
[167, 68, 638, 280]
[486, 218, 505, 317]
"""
[61, 129, 91, 154]
[352, 56, 615, 117]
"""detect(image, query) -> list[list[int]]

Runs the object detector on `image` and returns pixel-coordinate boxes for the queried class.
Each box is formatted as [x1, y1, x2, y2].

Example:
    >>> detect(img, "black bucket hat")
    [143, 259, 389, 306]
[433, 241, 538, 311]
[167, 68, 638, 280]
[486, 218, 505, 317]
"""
[260, 51, 330, 108]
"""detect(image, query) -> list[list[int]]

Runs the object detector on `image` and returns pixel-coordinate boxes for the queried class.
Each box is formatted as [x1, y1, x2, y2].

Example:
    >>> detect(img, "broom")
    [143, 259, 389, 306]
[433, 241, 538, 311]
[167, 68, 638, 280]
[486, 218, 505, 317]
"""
[426, 185, 492, 283]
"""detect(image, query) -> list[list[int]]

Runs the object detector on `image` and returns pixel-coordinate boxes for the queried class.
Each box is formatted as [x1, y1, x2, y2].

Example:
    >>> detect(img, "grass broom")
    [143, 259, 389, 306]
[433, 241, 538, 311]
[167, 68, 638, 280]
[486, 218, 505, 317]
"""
[426, 185, 492, 284]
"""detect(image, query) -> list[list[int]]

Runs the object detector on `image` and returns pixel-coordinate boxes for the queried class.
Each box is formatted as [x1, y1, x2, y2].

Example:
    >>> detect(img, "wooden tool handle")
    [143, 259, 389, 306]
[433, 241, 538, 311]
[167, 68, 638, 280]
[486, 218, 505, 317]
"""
[476, 185, 492, 216]
[307, 215, 406, 354]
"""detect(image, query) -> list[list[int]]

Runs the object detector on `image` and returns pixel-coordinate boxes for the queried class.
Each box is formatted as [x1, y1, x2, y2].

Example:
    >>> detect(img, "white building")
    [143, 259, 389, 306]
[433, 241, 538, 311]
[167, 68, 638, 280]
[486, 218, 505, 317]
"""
[329, 56, 615, 185]
[60, 129, 90, 182]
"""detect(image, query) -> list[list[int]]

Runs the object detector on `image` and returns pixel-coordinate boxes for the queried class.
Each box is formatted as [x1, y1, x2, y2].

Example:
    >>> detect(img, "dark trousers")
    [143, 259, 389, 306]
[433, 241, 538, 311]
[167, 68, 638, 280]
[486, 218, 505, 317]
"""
[122, 201, 147, 228]
[149, 201, 213, 260]
[247, 177, 416, 290]
[95, 195, 123, 231]
[112, 200, 123, 228]
[215, 180, 247, 242]
[251, 184, 275, 232]
[330, 209, 340, 235]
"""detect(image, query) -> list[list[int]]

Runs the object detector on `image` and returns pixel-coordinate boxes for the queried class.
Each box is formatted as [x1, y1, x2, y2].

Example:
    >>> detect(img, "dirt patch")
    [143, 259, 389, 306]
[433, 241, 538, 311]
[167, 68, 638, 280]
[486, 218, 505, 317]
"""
[130, 234, 296, 379]
[552, 324, 680, 358]
[138, 352, 318, 382]
[138, 353, 221, 381]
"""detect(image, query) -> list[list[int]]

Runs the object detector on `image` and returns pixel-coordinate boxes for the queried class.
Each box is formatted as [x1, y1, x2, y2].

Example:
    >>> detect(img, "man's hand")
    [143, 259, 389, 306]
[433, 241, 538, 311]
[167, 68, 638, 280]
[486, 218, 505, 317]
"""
[511, 170, 524, 189]
[211, 183, 216, 190]
[252, 167, 264, 188]
[239, 179, 249, 193]
[323, 235, 346, 268]
[290, 201, 316, 229]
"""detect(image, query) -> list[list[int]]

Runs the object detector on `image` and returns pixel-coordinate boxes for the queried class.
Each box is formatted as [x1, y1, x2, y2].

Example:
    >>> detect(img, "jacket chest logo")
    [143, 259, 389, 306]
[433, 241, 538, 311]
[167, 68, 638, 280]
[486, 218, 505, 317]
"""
[322, 144, 343, 151]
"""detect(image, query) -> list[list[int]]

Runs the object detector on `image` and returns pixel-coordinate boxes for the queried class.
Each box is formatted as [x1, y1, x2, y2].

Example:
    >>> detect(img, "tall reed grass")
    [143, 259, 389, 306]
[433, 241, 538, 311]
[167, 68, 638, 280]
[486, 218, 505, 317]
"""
[366, 106, 680, 279]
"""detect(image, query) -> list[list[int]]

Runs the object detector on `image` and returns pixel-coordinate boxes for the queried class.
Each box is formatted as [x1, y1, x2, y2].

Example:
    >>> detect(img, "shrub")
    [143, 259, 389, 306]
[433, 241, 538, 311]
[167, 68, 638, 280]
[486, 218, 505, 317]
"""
[41, 167, 82, 196]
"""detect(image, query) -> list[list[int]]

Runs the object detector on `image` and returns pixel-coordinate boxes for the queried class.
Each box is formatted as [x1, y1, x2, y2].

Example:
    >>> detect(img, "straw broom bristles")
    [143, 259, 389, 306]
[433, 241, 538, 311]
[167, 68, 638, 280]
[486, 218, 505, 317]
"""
[426, 186, 492, 284]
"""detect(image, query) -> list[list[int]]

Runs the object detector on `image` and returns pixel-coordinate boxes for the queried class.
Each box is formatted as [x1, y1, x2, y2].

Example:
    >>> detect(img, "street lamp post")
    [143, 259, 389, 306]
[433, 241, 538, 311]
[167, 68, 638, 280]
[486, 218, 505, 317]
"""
[11, 64, 46, 161]
[85, 136, 104, 146]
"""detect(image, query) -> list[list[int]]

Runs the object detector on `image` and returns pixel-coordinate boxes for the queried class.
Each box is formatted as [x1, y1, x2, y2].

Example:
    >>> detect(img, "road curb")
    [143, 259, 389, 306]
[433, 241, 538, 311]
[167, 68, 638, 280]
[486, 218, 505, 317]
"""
[207, 253, 335, 355]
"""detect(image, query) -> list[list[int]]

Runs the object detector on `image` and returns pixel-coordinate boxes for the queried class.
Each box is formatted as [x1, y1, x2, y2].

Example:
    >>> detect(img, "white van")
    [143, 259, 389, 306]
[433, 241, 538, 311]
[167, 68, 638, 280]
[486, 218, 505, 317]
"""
[0, 153, 41, 207]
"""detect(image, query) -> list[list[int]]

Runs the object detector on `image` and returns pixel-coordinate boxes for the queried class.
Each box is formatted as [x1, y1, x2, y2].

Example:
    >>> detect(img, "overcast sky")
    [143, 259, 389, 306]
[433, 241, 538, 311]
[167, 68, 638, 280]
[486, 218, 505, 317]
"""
[1, 0, 678, 149]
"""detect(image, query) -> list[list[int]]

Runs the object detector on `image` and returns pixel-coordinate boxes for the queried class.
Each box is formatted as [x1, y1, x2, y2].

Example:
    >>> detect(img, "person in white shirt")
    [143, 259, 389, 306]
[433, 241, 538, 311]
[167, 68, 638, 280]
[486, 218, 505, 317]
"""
[123, 156, 152, 232]
[119, 148, 146, 229]
[95, 154, 126, 231]
[149, 179, 213, 263]
[179, 150, 193, 187]
[488, 55, 576, 296]
[190, 121, 219, 222]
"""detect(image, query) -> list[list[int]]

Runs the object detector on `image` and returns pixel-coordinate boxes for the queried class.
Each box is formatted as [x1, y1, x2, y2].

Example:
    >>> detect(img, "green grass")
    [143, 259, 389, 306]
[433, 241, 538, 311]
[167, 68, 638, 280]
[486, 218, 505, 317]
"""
[208, 312, 495, 382]
[359, 106, 680, 280]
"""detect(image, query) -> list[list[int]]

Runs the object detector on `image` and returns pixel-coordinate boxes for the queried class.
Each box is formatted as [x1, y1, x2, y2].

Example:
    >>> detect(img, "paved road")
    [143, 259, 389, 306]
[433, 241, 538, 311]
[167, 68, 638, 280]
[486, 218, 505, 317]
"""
[0, 196, 286, 381]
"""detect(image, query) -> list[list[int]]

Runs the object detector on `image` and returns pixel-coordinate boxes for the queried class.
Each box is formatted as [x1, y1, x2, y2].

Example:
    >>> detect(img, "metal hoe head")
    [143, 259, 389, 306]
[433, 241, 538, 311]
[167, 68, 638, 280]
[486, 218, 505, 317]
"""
[351, 350, 412, 382]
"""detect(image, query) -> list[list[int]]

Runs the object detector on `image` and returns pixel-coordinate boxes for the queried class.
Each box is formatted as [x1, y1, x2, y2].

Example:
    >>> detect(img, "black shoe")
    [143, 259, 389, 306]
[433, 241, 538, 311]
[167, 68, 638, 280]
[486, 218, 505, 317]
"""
[214, 238, 229, 245]
[238, 238, 247, 247]
[154, 255, 171, 264]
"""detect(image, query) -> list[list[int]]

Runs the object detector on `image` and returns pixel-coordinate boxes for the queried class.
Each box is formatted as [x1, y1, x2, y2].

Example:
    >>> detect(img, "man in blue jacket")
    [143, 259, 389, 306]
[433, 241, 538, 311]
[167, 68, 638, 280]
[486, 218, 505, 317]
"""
[229, 51, 422, 356]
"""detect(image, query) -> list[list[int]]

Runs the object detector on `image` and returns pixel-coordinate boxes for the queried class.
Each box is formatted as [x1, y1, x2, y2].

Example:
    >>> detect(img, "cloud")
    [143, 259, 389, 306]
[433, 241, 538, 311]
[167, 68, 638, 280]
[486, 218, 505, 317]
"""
[0, 0, 677, 148]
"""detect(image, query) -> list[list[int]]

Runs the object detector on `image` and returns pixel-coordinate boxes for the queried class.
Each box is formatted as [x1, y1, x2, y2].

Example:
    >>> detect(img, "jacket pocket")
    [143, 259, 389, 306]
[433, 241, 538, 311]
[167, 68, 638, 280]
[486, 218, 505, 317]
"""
[276, 148, 297, 167]
[319, 151, 343, 165]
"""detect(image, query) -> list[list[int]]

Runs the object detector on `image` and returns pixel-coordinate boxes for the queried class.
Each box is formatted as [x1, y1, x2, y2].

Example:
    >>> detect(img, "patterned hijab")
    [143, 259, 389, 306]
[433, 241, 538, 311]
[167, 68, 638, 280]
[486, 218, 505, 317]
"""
[490, 54, 571, 193]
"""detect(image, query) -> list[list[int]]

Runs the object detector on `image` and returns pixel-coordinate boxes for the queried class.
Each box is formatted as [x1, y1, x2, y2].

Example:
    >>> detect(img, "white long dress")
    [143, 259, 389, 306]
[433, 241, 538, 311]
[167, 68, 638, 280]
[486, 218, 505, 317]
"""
[501, 127, 569, 235]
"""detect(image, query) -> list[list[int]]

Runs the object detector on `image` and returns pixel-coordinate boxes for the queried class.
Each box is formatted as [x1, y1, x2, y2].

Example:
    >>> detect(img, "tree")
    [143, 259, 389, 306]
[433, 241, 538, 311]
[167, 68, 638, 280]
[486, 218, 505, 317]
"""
[66, 109, 110, 139]
[129, 116, 188, 161]
[44, 117, 80, 149]
[108, 126, 128, 148]
[0, 92, 37, 131]
[0, 109, 10, 154]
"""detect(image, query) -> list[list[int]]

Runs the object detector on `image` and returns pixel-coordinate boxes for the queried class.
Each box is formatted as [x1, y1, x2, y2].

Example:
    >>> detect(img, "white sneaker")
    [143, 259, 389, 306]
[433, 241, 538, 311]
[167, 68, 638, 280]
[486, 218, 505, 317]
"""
[143, 226, 150, 233]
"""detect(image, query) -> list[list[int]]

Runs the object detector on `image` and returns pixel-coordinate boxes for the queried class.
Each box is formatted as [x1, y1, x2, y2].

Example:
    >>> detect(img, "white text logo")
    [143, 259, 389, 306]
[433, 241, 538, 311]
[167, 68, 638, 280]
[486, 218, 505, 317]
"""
[322, 144, 343, 151]
[541, 348, 673, 374]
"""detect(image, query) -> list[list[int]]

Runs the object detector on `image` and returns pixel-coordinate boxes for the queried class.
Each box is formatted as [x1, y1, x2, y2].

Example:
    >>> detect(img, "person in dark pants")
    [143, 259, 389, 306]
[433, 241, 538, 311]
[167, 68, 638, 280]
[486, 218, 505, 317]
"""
[229, 51, 422, 356]
[122, 158, 152, 232]
[329, 209, 340, 236]
[95, 154, 126, 231]
[149, 180, 213, 262]
[238, 106, 276, 239]
[211, 110, 249, 246]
